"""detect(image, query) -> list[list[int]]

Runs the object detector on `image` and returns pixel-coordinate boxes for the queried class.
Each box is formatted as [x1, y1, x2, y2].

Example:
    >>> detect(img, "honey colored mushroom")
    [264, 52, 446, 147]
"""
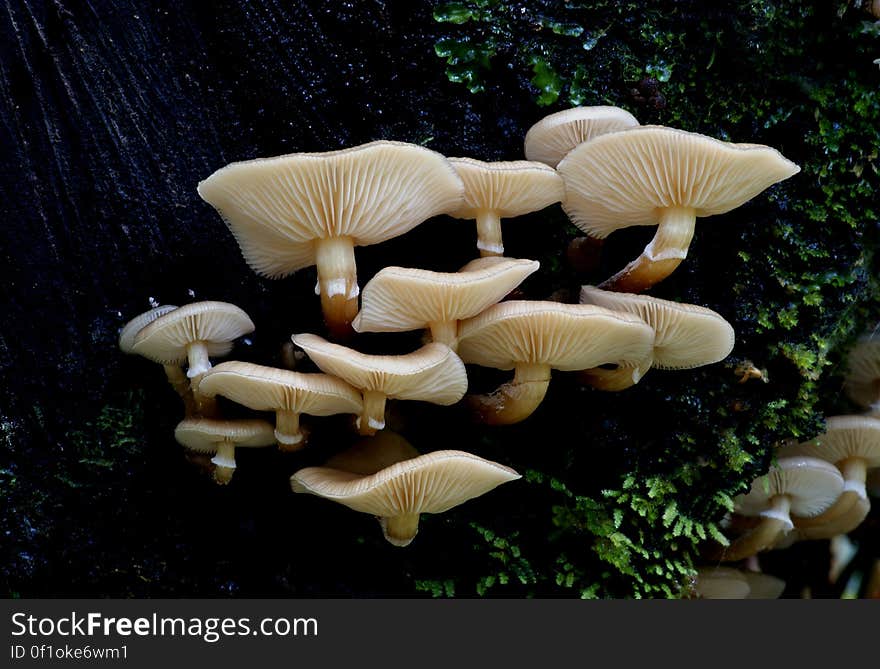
[578, 286, 735, 390]
[197, 361, 363, 451]
[842, 333, 880, 415]
[131, 302, 255, 417]
[558, 126, 800, 292]
[174, 418, 275, 485]
[291, 433, 521, 546]
[447, 158, 563, 257]
[291, 334, 468, 436]
[352, 256, 539, 350]
[119, 305, 195, 415]
[197, 141, 464, 337]
[457, 301, 655, 425]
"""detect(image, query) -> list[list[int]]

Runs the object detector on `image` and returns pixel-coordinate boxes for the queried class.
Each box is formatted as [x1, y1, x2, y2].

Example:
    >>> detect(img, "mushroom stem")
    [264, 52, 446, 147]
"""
[211, 438, 237, 486]
[579, 359, 651, 391]
[315, 236, 359, 338]
[357, 390, 388, 436]
[163, 364, 197, 415]
[469, 362, 551, 425]
[713, 494, 792, 562]
[428, 320, 459, 350]
[186, 341, 213, 379]
[380, 513, 421, 547]
[598, 206, 696, 292]
[475, 210, 504, 257]
[793, 458, 868, 534]
[275, 409, 305, 451]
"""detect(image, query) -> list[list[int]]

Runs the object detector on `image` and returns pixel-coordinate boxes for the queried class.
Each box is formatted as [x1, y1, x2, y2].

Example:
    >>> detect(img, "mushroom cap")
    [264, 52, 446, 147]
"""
[742, 571, 786, 599]
[173, 417, 276, 453]
[197, 361, 363, 416]
[778, 415, 880, 469]
[352, 257, 539, 333]
[291, 334, 468, 404]
[290, 449, 520, 517]
[118, 305, 178, 354]
[447, 158, 564, 219]
[558, 125, 801, 239]
[843, 335, 880, 409]
[579, 286, 735, 370]
[131, 301, 255, 365]
[524, 105, 640, 168]
[325, 431, 421, 476]
[734, 456, 844, 518]
[693, 567, 751, 599]
[197, 141, 465, 279]
[457, 300, 655, 372]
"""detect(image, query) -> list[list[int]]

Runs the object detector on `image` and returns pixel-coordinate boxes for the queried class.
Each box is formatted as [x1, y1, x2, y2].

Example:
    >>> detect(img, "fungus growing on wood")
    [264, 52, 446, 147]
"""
[352, 256, 539, 350]
[523, 105, 639, 168]
[843, 333, 880, 415]
[711, 456, 843, 562]
[777, 415, 880, 539]
[197, 361, 363, 450]
[197, 141, 465, 337]
[174, 417, 275, 485]
[291, 433, 520, 546]
[578, 286, 735, 390]
[558, 126, 800, 292]
[447, 158, 563, 257]
[291, 334, 468, 436]
[456, 301, 655, 425]
[119, 305, 195, 415]
[131, 302, 255, 416]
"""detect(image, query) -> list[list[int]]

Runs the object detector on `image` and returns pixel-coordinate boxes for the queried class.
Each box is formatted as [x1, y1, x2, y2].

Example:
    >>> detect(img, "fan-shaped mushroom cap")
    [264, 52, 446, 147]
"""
[457, 301, 654, 424]
[578, 286, 735, 390]
[197, 141, 465, 334]
[352, 256, 539, 348]
[118, 305, 179, 354]
[843, 333, 880, 412]
[291, 333, 468, 435]
[693, 567, 751, 599]
[558, 126, 800, 291]
[735, 456, 843, 520]
[197, 361, 363, 450]
[524, 105, 640, 168]
[447, 158, 563, 257]
[324, 431, 421, 475]
[291, 449, 520, 546]
[174, 417, 275, 484]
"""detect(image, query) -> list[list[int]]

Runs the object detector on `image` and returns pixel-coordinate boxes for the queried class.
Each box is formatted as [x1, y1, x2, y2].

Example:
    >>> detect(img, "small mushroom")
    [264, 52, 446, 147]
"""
[352, 256, 540, 350]
[523, 105, 640, 168]
[447, 158, 564, 257]
[196, 361, 363, 451]
[197, 141, 465, 336]
[291, 333, 468, 436]
[558, 126, 800, 292]
[578, 285, 735, 390]
[457, 301, 655, 424]
[291, 433, 520, 546]
[119, 305, 196, 415]
[777, 415, 880, 539]
[131, 301, 255, 416]
[710, 456, 844, 562]
[174, 417, 275, 485]
[692, 567, 784, 599]
[842, 332, 880, 415]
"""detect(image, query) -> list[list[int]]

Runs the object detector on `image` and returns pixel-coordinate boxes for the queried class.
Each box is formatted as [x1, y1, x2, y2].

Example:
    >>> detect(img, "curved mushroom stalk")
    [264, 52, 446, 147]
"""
[598, 207, 696, 293]
[162, 364, 197, 415]
[579, 361, 650, 392]
[469, 363, 551, 426]
[357, 390, 388, 436]
[275, 410, 306, 452]
[712, 495, 792, 562]
[210, 438, 238, 486]
[379, 513, 421, 547]
[793, 458, 869, 538]
[315, 236, 360, 338]
[475, 210, 504, 257]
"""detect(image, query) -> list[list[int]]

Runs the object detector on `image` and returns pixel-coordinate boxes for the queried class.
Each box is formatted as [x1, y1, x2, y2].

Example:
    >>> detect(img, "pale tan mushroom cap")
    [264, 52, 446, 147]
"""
[579, 286, 735, 369]
[352, 257, 539, 333]
[130, 301, 255, 365]
[197, 361, 363, 415]
[118, 305, 178, 354]
[524, 106, 640, 168]
[778, 415, 880, 469]
[174, 417, 276, 453]
[734, 456, 843, 518]
[693, 567, 751, 599]
[291, 450, 520, 517]
[447, 158, 564, 219]
[457, 301, 654, 371]
[558, 125, 801, 238]
[197, 141, 465, 278]
[325, 431, 421, 476]
[291, 334, 468, 405]
[843, 335, 880, 409]
[742, 571, 786, 599]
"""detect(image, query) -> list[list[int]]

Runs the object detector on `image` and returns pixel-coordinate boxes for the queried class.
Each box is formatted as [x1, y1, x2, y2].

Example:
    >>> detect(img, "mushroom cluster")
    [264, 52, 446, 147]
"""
[120, 107, 801, 556]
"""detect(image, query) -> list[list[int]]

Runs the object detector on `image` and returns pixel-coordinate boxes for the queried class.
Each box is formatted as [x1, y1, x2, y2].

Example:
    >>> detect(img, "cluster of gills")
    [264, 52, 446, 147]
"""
[121, 106, 801, 552]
